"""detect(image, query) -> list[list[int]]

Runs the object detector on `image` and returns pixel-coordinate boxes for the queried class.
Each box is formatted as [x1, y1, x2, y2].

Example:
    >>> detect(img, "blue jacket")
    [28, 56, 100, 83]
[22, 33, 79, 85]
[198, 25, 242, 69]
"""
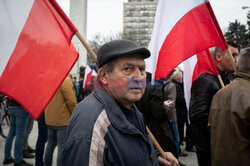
[62, 89, 159, 166]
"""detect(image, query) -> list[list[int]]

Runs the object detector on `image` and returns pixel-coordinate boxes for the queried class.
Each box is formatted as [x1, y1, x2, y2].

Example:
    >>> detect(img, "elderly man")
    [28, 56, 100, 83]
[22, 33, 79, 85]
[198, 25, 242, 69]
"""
[62, 40, 179, 166]
[189, 42, 239, 166]
[209, 48, 250, 166]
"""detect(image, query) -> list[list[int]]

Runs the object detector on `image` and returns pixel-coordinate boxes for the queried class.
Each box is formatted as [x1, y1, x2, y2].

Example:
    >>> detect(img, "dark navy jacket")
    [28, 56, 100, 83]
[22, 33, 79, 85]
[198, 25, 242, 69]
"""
[62, 89, 159, 166]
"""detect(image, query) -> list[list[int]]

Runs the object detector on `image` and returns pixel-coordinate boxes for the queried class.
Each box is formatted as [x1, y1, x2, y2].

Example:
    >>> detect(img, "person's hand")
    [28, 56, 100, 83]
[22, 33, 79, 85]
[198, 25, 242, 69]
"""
[164, 100, 175, 108]
[158, 152, 179, 166]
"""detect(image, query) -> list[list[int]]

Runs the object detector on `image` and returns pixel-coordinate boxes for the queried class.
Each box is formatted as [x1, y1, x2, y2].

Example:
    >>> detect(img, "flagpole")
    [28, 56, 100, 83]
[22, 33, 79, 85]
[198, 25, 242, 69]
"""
[217, 75, 225, 88]
[75, 31, 97, 62]
[146, 126, 167, 159]
[226, 49, 237, 73]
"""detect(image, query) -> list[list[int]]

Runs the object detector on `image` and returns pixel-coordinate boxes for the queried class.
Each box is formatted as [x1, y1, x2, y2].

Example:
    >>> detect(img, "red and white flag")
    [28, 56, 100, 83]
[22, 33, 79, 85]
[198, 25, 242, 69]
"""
[146, 0, 228, 113]
[146, 0, 228, 80]
[183, 49, 219, 111]
[0, 0, 78, 119]
[83, 65, 98, 90]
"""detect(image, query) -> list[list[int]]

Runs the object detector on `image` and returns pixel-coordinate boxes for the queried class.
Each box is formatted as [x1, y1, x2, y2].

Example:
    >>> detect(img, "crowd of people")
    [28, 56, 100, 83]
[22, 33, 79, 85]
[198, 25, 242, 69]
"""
[1, 74, 77, 166]
[0, 39, 249, 166]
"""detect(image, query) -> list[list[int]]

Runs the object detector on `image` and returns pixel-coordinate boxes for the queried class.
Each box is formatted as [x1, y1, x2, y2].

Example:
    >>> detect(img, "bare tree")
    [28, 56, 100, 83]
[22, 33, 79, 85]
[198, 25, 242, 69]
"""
[87, 32, 122, 64]
[122, 27, 151, 47]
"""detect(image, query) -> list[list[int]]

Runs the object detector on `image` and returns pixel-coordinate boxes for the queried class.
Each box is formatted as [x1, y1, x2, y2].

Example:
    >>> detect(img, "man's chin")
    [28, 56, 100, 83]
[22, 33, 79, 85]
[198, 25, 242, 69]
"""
[129, 95, 143, 102]
[127, 90, 144, 101]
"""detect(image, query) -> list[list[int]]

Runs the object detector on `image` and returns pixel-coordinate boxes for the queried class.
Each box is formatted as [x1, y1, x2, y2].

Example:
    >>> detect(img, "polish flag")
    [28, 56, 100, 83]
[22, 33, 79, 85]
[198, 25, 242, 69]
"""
[83, 65, 98, 90]
[183, 49, 219, 112]
[146, 0, 228, 80]
[0, 0, 78, 119]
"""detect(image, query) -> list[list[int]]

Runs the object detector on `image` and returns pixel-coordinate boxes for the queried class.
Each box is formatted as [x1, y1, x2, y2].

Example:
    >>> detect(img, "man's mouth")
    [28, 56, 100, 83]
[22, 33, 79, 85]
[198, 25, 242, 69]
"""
[128, 86, 143, 90]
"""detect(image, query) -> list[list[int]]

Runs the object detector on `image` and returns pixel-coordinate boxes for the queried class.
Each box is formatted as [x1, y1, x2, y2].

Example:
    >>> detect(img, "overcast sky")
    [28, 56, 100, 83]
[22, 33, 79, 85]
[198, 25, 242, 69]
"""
[57, 0, 249, 40]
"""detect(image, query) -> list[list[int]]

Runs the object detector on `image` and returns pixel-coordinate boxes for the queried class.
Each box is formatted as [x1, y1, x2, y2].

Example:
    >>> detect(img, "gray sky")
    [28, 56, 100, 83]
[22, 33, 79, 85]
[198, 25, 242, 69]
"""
[57, 0, 249, 40]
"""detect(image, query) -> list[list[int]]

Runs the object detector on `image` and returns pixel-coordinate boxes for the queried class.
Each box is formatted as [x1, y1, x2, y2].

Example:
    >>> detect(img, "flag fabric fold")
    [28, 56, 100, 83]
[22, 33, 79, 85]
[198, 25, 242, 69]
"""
[0, 0, 78, 119]
[183, 49, 219, 111]
[146, 0, 228, 80]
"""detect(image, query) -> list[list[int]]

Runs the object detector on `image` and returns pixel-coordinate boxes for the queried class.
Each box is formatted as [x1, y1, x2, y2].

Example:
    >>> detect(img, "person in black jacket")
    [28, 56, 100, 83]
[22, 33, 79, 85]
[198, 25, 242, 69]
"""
[78, 66, 85, 102]
[189, 42, 239, 166]
[62, 40, 179, 166]
[138, 73, 177, 157]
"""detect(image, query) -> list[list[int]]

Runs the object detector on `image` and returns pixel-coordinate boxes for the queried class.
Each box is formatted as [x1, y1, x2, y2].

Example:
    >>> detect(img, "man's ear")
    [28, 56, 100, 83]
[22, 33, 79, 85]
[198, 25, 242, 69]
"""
[215, 52, 222, 62]
[98, 69, 108, 85]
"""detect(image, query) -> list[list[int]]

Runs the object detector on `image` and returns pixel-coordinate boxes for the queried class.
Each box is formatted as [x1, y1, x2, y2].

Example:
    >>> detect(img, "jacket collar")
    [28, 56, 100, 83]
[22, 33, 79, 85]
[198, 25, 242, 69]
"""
[234, 72, 250, 81]
[218, 69, 228, 84]
[92, 88, 145, 135]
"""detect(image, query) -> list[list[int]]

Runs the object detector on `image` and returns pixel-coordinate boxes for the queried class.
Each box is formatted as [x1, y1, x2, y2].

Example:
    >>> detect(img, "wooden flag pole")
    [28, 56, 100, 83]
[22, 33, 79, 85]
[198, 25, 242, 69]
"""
[75, 31, 97, 62]
[146, 126, 167, 159]
[217, 75, 225, 88]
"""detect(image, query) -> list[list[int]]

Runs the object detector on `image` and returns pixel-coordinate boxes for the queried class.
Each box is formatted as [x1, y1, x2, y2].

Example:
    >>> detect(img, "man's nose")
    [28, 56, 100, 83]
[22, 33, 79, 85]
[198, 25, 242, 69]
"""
[133, 67, 145, 79]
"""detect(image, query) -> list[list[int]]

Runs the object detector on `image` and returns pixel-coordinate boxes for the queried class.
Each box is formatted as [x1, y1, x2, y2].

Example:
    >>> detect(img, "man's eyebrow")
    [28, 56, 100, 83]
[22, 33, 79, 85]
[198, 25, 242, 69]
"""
[121, 63, 145, 67]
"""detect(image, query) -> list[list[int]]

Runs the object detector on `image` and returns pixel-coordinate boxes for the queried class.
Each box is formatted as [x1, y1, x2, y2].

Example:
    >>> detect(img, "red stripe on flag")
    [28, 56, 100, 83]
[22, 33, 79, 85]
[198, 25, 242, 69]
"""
[192, 49, 219, 82]
[84, 71, 93, 90]
[0, 0, 78, 119]
[46, 0, 77, 34]
[183, 49, 219, 114]
[155, 2, 227, 79]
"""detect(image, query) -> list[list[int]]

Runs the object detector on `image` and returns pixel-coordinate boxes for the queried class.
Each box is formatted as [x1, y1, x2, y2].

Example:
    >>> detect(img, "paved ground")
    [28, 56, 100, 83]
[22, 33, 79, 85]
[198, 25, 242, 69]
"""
[179, 144, 198, 166]
[0, 121, 198, 166]
[0, 121, 57, 166]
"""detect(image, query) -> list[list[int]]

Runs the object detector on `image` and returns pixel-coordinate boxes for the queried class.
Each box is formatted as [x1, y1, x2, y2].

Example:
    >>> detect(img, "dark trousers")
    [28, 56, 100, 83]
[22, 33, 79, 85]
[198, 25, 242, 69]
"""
[186, 124, 194, 150]
[35, 112, 47, 166]
[177, 114, 186, 142]
[23, 116, 34, 149]
[196, 148, 211, 166]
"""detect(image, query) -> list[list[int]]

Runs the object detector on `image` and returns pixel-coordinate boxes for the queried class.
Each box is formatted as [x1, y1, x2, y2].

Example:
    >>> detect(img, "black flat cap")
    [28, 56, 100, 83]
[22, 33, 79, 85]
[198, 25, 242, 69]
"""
[97, 40, 150, 68]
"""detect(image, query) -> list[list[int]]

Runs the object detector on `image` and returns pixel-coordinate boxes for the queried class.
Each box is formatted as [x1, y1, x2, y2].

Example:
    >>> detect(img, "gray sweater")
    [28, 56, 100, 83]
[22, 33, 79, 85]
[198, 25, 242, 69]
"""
[164, 80, 177, 122]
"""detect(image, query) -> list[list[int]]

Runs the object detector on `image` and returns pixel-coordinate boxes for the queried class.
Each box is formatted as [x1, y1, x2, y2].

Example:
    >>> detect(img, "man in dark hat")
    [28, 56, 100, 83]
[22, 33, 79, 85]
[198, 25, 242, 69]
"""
[62, 40, 179, 166]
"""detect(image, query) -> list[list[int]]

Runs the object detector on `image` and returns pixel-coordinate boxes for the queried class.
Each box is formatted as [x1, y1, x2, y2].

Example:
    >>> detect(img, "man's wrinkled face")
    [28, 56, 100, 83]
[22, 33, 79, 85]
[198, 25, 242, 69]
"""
[101, 54, 146, 108]
[218, 45, 239, 72]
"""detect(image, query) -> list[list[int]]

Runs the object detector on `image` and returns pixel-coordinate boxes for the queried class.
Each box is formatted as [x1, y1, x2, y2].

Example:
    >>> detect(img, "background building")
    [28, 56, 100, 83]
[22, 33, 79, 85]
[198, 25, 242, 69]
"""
[123, 0, 157, 47]
[70, 0, 88, 78]
[128, 0, 156, 2]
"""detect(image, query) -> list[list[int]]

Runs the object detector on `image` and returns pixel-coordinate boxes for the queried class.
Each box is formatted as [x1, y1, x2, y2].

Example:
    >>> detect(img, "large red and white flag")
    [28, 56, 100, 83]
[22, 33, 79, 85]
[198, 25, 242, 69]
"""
[0, 0, 78, 119]
[146, 0, 228, 80]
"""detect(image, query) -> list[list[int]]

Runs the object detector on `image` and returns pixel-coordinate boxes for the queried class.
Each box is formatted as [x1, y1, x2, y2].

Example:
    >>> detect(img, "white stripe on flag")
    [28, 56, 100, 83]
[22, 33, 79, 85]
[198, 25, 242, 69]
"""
[0, 0, 34, 77]
[92, 70, 98, 77]
[83, 65, 92, 88]
[183, 55, 197, 123]
[146, 0, 207, 78]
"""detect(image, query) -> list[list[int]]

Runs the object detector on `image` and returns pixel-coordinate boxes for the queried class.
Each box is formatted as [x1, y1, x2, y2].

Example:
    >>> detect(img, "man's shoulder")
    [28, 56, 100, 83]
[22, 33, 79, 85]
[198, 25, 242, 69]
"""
[195, 73, 217, 82]
[67, 92, 105, 141]
[73, 92, 104, 120]
[164, 80, 175, 88]
[214, 78, 250, 106]
[192, 73, 219, 89]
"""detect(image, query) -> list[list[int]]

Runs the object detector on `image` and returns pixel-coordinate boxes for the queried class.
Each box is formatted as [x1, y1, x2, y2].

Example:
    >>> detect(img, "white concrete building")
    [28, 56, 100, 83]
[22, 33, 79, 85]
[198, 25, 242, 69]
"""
[123, 0, 157, 47]
[70, 0, 88, 78]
